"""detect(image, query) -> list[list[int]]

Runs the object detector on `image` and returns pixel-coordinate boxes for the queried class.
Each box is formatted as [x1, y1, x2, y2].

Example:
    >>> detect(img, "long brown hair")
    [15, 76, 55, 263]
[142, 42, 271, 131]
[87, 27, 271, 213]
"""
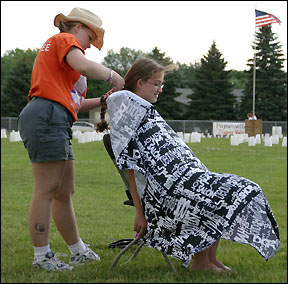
[124, 58, 165, 92]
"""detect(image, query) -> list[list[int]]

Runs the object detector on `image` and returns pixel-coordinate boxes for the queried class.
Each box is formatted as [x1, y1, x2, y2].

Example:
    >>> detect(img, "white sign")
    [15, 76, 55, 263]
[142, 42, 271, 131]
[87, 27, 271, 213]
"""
[213, 122, 245, 136]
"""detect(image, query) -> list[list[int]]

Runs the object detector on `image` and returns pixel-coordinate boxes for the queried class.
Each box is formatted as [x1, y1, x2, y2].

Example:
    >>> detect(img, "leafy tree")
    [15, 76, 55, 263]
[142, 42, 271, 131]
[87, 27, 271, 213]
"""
[102, 47, 146, 77]
[147, 47, 183, 119]
[1, 48, 38, 117]
[240, 25, 287, 121]
[186, 41, 235, 120]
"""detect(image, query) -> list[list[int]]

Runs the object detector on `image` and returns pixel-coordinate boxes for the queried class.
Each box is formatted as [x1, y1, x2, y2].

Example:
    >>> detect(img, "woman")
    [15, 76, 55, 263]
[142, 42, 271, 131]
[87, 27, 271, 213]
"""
[106, 58, 280, 272]
[17, 7, 124, 271]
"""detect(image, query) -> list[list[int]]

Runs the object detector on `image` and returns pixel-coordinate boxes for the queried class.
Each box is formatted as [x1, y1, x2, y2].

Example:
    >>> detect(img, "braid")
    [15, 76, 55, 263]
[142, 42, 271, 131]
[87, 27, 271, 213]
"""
[95, 104, 109, 132]
[95, 88, 116, 132]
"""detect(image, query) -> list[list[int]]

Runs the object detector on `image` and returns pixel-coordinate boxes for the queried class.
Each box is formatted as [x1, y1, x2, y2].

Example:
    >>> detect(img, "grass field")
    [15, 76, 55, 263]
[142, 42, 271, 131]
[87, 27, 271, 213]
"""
[1, 137, 287, 283]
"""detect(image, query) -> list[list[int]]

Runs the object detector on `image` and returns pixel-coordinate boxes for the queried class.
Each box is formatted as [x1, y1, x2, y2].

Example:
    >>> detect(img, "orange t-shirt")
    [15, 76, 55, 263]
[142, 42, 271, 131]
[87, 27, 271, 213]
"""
[28, 33, 87, 121]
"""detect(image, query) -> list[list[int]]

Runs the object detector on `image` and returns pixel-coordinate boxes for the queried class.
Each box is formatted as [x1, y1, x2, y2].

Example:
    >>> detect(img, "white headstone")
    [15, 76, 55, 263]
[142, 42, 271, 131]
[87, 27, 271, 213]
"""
[282, 137, 287, 147]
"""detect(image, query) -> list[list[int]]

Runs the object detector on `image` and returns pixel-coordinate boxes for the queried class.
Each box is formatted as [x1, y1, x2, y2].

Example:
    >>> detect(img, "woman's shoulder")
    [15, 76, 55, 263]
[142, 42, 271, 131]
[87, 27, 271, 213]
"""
[51, 32, 76, 39]
[48, 33, 80, 45]
[47, 33, 83, 54]
[108, 90, 152, 108]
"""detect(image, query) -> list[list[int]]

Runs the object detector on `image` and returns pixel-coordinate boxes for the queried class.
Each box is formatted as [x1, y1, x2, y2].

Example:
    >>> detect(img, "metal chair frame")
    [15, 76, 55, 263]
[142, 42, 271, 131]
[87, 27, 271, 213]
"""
[103, 134, 176, 272]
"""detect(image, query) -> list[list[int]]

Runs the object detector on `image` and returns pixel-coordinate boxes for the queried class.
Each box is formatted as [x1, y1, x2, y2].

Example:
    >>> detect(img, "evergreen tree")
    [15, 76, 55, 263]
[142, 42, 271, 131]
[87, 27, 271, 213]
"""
[241, 25, 286, 121]
[147, 47, 183, 120]
[186, 41, 235, 120]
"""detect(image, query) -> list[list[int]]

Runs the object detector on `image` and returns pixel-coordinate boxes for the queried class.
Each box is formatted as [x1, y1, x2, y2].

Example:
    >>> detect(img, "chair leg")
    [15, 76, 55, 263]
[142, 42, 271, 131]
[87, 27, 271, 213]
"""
[162, 252, 177, 273]
[111, 236, 141, 270]
[121, 241, 145, 266]
[111, 236, 177, 272]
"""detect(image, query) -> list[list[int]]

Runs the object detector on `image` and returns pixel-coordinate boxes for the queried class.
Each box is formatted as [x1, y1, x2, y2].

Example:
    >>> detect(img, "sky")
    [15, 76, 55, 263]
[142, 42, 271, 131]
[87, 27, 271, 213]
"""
[1, 1, 287, 71]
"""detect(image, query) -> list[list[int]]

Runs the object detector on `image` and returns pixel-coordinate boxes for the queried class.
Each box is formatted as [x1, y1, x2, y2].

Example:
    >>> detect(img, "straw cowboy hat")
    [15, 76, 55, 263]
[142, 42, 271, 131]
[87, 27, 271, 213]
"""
[54, 7, 105, 50]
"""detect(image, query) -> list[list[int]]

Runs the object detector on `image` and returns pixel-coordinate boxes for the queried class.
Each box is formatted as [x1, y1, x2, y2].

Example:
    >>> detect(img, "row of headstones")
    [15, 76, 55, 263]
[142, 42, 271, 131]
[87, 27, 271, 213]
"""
[3, 129, 287, 147]
[1, 129, 107, 143]
[177, 132, 203, 143]
[3, 130, 22, 142]
[176, 131, 287, 147]
[72, 130, 107, 143]
[230, 133, 287, 147]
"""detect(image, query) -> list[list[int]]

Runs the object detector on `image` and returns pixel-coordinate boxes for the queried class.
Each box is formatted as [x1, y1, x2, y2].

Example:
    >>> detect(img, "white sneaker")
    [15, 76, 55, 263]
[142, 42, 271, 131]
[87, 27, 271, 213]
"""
[69, 244, 100, 265]
[32, 251, 74, 271]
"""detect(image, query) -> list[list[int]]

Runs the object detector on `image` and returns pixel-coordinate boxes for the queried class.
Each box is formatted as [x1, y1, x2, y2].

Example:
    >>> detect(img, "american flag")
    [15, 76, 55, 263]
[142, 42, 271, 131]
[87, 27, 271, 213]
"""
[255, 10, 281, 28]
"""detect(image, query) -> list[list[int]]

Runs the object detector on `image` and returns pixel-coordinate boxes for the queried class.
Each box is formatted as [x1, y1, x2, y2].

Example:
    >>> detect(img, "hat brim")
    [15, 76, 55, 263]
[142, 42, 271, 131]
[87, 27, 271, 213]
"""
[54, 13, 104, 50]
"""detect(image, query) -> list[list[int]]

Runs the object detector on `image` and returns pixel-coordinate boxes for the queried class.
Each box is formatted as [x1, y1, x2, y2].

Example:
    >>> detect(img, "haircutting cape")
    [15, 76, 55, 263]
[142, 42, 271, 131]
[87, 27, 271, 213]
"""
[107, 90, 280, 267]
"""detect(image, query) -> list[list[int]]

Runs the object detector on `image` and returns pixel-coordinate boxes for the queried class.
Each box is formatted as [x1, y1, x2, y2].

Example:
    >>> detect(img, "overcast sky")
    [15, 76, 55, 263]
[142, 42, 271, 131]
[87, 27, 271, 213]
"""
[1, 1, 287, 71]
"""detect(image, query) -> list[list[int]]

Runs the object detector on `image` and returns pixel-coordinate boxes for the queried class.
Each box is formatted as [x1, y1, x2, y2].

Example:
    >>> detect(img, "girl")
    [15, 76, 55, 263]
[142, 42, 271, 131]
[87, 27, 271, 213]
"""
[18, 7, 124, 271]
[106, 58, 280, 272]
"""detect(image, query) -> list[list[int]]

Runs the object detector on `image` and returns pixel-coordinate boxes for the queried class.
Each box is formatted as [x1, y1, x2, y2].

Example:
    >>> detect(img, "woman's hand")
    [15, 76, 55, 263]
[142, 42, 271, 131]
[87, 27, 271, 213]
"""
[134, 211, 147, 238]
[100, 87, 117, 103]
[110, 70, 125, 91]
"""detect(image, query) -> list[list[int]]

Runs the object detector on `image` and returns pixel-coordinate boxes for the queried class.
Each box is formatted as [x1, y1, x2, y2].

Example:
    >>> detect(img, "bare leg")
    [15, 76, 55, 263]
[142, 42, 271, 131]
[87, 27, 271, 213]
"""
[189, 246, 223, 272]
[208, 240, 232, 272]
[28, 189, 51, 246]
[51, 160, 80, 245]
[29, 161, 68, 247]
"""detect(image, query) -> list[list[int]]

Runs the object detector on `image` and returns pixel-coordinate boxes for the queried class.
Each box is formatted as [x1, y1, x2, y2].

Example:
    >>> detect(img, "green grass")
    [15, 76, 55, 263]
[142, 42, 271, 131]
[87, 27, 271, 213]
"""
[1, 137, 287, 283]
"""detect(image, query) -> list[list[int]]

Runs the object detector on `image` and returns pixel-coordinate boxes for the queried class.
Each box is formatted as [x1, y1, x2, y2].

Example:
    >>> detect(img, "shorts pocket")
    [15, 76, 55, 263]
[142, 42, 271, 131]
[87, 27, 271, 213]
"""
[39, 136, 57, 143]
[35, 128, 61, 157]
[36, 128, 57, 142]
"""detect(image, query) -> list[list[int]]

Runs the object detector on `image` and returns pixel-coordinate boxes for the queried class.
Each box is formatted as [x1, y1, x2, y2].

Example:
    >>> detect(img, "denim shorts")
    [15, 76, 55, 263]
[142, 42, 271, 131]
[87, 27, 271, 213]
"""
[17, 97, 74, 163]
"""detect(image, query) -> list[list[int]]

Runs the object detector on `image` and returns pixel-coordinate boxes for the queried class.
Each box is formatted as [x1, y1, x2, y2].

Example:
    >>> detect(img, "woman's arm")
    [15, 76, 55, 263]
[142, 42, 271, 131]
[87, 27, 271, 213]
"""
[128, 170, 147, 237]
[78, 87, 116, 112]
[66, 48, 124, 90]
[78, 97, 101, 113]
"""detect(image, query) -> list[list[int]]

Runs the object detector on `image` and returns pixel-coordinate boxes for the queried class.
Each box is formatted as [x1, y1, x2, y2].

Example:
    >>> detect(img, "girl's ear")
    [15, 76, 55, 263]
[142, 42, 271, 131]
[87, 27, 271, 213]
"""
[74, 23, 82, 34]
[136, 78, 143, 90]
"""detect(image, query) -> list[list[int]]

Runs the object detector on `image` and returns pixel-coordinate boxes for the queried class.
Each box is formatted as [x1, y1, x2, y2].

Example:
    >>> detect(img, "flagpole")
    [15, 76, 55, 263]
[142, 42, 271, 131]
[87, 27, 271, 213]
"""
[252, 28, 256, 117]
[253, 8, 281, 118]
[252, 7, 257, 117]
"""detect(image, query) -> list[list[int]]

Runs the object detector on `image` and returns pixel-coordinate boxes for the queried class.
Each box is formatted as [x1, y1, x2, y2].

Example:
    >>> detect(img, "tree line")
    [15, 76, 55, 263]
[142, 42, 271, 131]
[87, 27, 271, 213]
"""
[1, 25, 286, 121]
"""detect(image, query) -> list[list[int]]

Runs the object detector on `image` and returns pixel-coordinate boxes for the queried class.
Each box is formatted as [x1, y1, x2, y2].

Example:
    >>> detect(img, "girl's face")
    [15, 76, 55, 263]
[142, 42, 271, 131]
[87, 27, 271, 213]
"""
[73, 23, 96, 50]
[136, 71, 165, 104]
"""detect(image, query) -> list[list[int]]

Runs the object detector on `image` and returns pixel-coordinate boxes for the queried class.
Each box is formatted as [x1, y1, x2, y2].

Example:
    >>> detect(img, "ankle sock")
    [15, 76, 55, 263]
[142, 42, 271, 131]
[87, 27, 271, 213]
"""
[68, 239, 86, 255]
[33, 244, 51, 261]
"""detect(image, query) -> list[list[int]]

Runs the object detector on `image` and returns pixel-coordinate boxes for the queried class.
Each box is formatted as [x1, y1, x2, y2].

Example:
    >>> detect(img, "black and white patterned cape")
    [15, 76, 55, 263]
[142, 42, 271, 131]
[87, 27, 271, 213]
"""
[107, 90, 280, 267]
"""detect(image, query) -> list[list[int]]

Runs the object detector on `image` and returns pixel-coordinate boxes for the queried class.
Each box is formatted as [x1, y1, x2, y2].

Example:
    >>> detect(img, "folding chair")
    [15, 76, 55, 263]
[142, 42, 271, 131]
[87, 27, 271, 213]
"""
[103, 134, 176, 272]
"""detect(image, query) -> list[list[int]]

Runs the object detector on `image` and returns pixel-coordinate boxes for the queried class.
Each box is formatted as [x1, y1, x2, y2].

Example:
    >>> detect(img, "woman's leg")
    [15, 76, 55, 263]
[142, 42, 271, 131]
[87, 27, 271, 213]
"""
[189, 246, 222, 272]
[51, 159, 101, 264]
[51, 159, 80, 245]
[208, 240, 232, 272]
[29, 160, 68, 247]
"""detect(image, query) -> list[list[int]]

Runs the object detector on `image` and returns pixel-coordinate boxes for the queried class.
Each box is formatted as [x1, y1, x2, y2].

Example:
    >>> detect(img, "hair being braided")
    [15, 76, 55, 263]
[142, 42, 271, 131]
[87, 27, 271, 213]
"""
[95, 104, 109, 132]
[94, 58, 174, 132]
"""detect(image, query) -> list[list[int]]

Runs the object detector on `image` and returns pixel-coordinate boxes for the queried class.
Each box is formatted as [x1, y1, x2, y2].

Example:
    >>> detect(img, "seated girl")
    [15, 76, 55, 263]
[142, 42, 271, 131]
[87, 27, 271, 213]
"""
[106, 58, 280, 272]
